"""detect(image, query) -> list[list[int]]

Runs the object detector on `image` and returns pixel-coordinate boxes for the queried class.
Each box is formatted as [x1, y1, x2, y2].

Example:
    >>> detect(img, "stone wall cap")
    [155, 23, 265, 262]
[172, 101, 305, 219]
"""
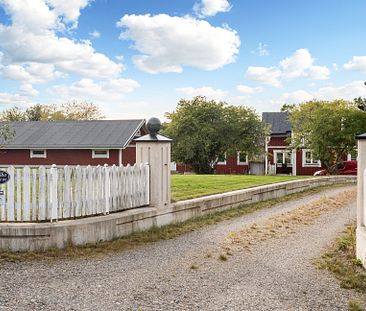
[134, 134, 173, 142]
[356, 132, 366, 139]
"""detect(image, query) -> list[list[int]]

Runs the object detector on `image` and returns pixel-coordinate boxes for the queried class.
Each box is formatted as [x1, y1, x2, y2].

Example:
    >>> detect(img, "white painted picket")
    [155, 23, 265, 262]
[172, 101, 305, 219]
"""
[0, 163, 150, 222]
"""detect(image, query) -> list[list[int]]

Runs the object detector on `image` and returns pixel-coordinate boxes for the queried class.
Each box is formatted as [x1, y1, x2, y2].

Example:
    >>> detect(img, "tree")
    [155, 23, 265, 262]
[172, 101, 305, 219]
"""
[289, 100, 366, 173]
[163, 96, 268, 174]
[0, 107, 27, 121]
[0, 101, 104, 121]
[0, 123, 15, 146]
[60, 101, 104, 120]
[354, 97, 366, 112]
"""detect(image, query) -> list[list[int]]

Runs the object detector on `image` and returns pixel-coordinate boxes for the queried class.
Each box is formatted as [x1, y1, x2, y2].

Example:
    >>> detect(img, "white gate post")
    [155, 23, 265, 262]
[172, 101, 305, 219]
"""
[135, 118, 172, 210]
[50, 164, 58, 222]
[356, 133, 366, 267]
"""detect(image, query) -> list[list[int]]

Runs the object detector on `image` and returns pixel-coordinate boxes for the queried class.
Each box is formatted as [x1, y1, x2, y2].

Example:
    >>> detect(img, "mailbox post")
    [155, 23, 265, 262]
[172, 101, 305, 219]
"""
[135, 118, 172, 210]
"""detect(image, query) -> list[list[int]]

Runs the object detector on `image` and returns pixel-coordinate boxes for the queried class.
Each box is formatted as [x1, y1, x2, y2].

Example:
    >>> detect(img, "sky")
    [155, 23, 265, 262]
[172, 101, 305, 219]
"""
[0, 0, 366, 120]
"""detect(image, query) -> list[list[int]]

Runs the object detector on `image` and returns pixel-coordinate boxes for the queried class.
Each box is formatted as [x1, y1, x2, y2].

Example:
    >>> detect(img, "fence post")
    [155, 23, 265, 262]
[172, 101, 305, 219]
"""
[135, 118, 172, 210]
[50, 164, 58, 222]
[356, 133, 366, 268]
[104, 164, 110, 215]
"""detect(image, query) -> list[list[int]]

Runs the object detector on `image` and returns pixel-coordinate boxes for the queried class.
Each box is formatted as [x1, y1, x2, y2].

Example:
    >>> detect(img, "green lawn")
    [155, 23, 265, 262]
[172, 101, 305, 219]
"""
[171, 174, 312, 201]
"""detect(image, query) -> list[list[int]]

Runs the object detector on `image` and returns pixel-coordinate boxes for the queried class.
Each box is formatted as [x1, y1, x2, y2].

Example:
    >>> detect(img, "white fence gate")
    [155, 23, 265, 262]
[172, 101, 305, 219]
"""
[0, 164, 150, 222]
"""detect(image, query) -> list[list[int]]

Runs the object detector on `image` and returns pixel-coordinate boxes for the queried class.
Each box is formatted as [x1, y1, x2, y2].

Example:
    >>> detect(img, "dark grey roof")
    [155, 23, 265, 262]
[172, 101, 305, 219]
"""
[262, 112, 292, 135]
[0, 120, 145, 149]
[356, 132, 366, 139]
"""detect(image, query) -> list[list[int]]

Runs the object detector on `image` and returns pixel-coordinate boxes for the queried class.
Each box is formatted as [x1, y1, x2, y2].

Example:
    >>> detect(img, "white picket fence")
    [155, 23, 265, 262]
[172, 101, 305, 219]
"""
[0, 164, 150, 222]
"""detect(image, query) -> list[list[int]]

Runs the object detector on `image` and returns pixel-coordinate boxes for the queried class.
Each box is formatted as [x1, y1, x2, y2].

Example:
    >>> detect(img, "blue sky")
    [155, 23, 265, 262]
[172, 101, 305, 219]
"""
[0, 0, 366, 120]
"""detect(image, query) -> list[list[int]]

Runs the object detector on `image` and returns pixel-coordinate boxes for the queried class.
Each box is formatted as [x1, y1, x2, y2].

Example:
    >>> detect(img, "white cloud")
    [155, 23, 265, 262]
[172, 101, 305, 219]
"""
[193, 0, 232, 17]
[306, 65, 330, 80]
[236, 84, 263, 94]
[246, 48, 330, 87]
[19, 83, 39, 97]
[49, 78, 141, 103]
[246, 66, 282, 87]
[281, 90, 313, 103]
[0, 0, 123, 83]
[176, 86, 227, 101]
[46, 0, 90, 25]
[0, 91, 31, 107]
[279, 48, 313, 79]
[117, 14, 240, 73]
[278, 81, 366, 105]
[252, 42, 269, 57]
[344, 56, 366, 72]
[1, 63, 63, 83]
[89, 30, 101, 39]
[315, 80, 366, 100]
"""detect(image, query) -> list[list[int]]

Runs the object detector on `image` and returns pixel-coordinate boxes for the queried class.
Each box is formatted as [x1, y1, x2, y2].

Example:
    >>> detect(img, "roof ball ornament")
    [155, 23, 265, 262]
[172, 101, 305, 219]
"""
[147, 117, 162, 136]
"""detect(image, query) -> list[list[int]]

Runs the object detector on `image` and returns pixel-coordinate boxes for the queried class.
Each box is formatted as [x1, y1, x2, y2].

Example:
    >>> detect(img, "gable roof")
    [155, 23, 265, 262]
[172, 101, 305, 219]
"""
[262, 112, 292, 135]
[0, 119, 145, 149]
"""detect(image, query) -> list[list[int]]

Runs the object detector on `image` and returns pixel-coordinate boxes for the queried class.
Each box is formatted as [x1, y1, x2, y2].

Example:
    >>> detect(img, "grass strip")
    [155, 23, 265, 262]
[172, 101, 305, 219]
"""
[318, 225, 366, 293]
[171, 174, 312, 201]
[0, 183, 354, 265]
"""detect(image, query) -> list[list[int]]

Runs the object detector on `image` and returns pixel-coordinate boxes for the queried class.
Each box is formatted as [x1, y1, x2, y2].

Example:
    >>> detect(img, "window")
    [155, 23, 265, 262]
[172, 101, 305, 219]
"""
[30, 149, 47, 158]
[92, 149, 109, 159]
[217, 153, 226, 165]
[237, 151, 248, 165]
[274, 150, 292, 166]
[302, 149, 320, 167]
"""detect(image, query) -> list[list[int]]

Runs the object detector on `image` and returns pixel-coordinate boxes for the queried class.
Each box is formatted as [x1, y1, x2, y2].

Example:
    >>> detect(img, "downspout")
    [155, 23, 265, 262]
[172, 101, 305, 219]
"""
[119, 148, 123, 166]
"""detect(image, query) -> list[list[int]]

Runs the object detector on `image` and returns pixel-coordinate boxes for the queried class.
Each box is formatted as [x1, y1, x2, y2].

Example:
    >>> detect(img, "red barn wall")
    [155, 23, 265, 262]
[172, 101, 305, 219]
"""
[122, 147, 136, 166]
[268, 136, 289, 147]
[0, 148, 137, 166]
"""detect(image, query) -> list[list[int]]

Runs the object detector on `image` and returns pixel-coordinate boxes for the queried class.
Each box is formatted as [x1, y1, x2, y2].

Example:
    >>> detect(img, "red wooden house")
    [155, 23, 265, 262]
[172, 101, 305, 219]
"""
[0, 120, 146, 166]
[263, 112, 325, 176]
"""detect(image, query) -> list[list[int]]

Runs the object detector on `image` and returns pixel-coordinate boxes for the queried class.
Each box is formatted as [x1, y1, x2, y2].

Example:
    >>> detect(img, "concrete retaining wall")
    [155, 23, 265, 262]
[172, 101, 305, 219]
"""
[0, 176, 356, 252]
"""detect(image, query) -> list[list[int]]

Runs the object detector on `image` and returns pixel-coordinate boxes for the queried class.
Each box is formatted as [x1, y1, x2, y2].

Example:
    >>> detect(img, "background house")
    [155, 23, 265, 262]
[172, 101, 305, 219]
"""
[0, 120, 146, 166]
[263, 112, 324, 176]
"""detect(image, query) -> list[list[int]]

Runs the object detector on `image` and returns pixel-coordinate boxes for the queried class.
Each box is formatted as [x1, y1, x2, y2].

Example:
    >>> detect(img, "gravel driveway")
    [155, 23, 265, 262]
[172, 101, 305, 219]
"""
[0, 185, 364, 311]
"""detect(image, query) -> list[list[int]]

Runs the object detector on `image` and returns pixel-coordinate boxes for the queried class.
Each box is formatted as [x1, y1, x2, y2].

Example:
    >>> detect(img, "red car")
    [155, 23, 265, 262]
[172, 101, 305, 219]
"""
[313, 160, 357, 176]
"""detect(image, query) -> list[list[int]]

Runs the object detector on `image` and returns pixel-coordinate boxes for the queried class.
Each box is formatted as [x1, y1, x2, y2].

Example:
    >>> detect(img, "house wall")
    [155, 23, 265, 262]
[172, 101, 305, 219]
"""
[268, 136, 288, 147]
[176, 155, 249, 174]
[0, 148, 137, 166]
[295, 149, 323, 175]
[122, 146, 136, 166]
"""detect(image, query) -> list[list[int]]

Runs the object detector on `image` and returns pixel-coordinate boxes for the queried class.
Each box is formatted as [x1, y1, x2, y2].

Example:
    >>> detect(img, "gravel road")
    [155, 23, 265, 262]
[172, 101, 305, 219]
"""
[0, 185, 364, 311]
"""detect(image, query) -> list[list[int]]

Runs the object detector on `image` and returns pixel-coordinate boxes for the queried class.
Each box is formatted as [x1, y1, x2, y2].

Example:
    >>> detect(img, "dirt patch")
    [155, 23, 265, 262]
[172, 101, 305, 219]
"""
[221, 189, 357, 255]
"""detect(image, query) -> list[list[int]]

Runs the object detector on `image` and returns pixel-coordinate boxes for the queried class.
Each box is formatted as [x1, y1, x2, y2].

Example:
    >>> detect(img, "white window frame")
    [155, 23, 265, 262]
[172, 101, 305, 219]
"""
[30, 149, 47, 159]
[92, 149, 110, 159]
[302, 149, 321, 167]
[273, 150, 292, 167]
[237, 151, 248, 165]
[217, 153, 226, 165]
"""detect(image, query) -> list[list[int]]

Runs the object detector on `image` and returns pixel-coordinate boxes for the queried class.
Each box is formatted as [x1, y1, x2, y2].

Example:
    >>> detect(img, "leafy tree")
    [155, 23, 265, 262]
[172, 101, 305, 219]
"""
[0, 123, 15, 146]
[354, 97, 366, 112]
[60, 101, 104, 120]
[0, 101, 104, 121]
[163, 96, 268, 174]
[0, 107, 27, 121]
[280, 103, 296, 113]
[289, 100, 366, 173]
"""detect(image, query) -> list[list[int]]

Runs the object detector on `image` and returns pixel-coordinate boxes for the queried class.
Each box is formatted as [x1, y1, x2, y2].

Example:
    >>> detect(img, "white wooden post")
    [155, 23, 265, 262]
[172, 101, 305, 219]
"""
[23, 166, 31, 221]
[356, 134, 366, 268]
[50, 164, 58, 222]
[104, 164, 110, 215]
[7, 166, 14, 222]
[135, 118, 172, 210]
